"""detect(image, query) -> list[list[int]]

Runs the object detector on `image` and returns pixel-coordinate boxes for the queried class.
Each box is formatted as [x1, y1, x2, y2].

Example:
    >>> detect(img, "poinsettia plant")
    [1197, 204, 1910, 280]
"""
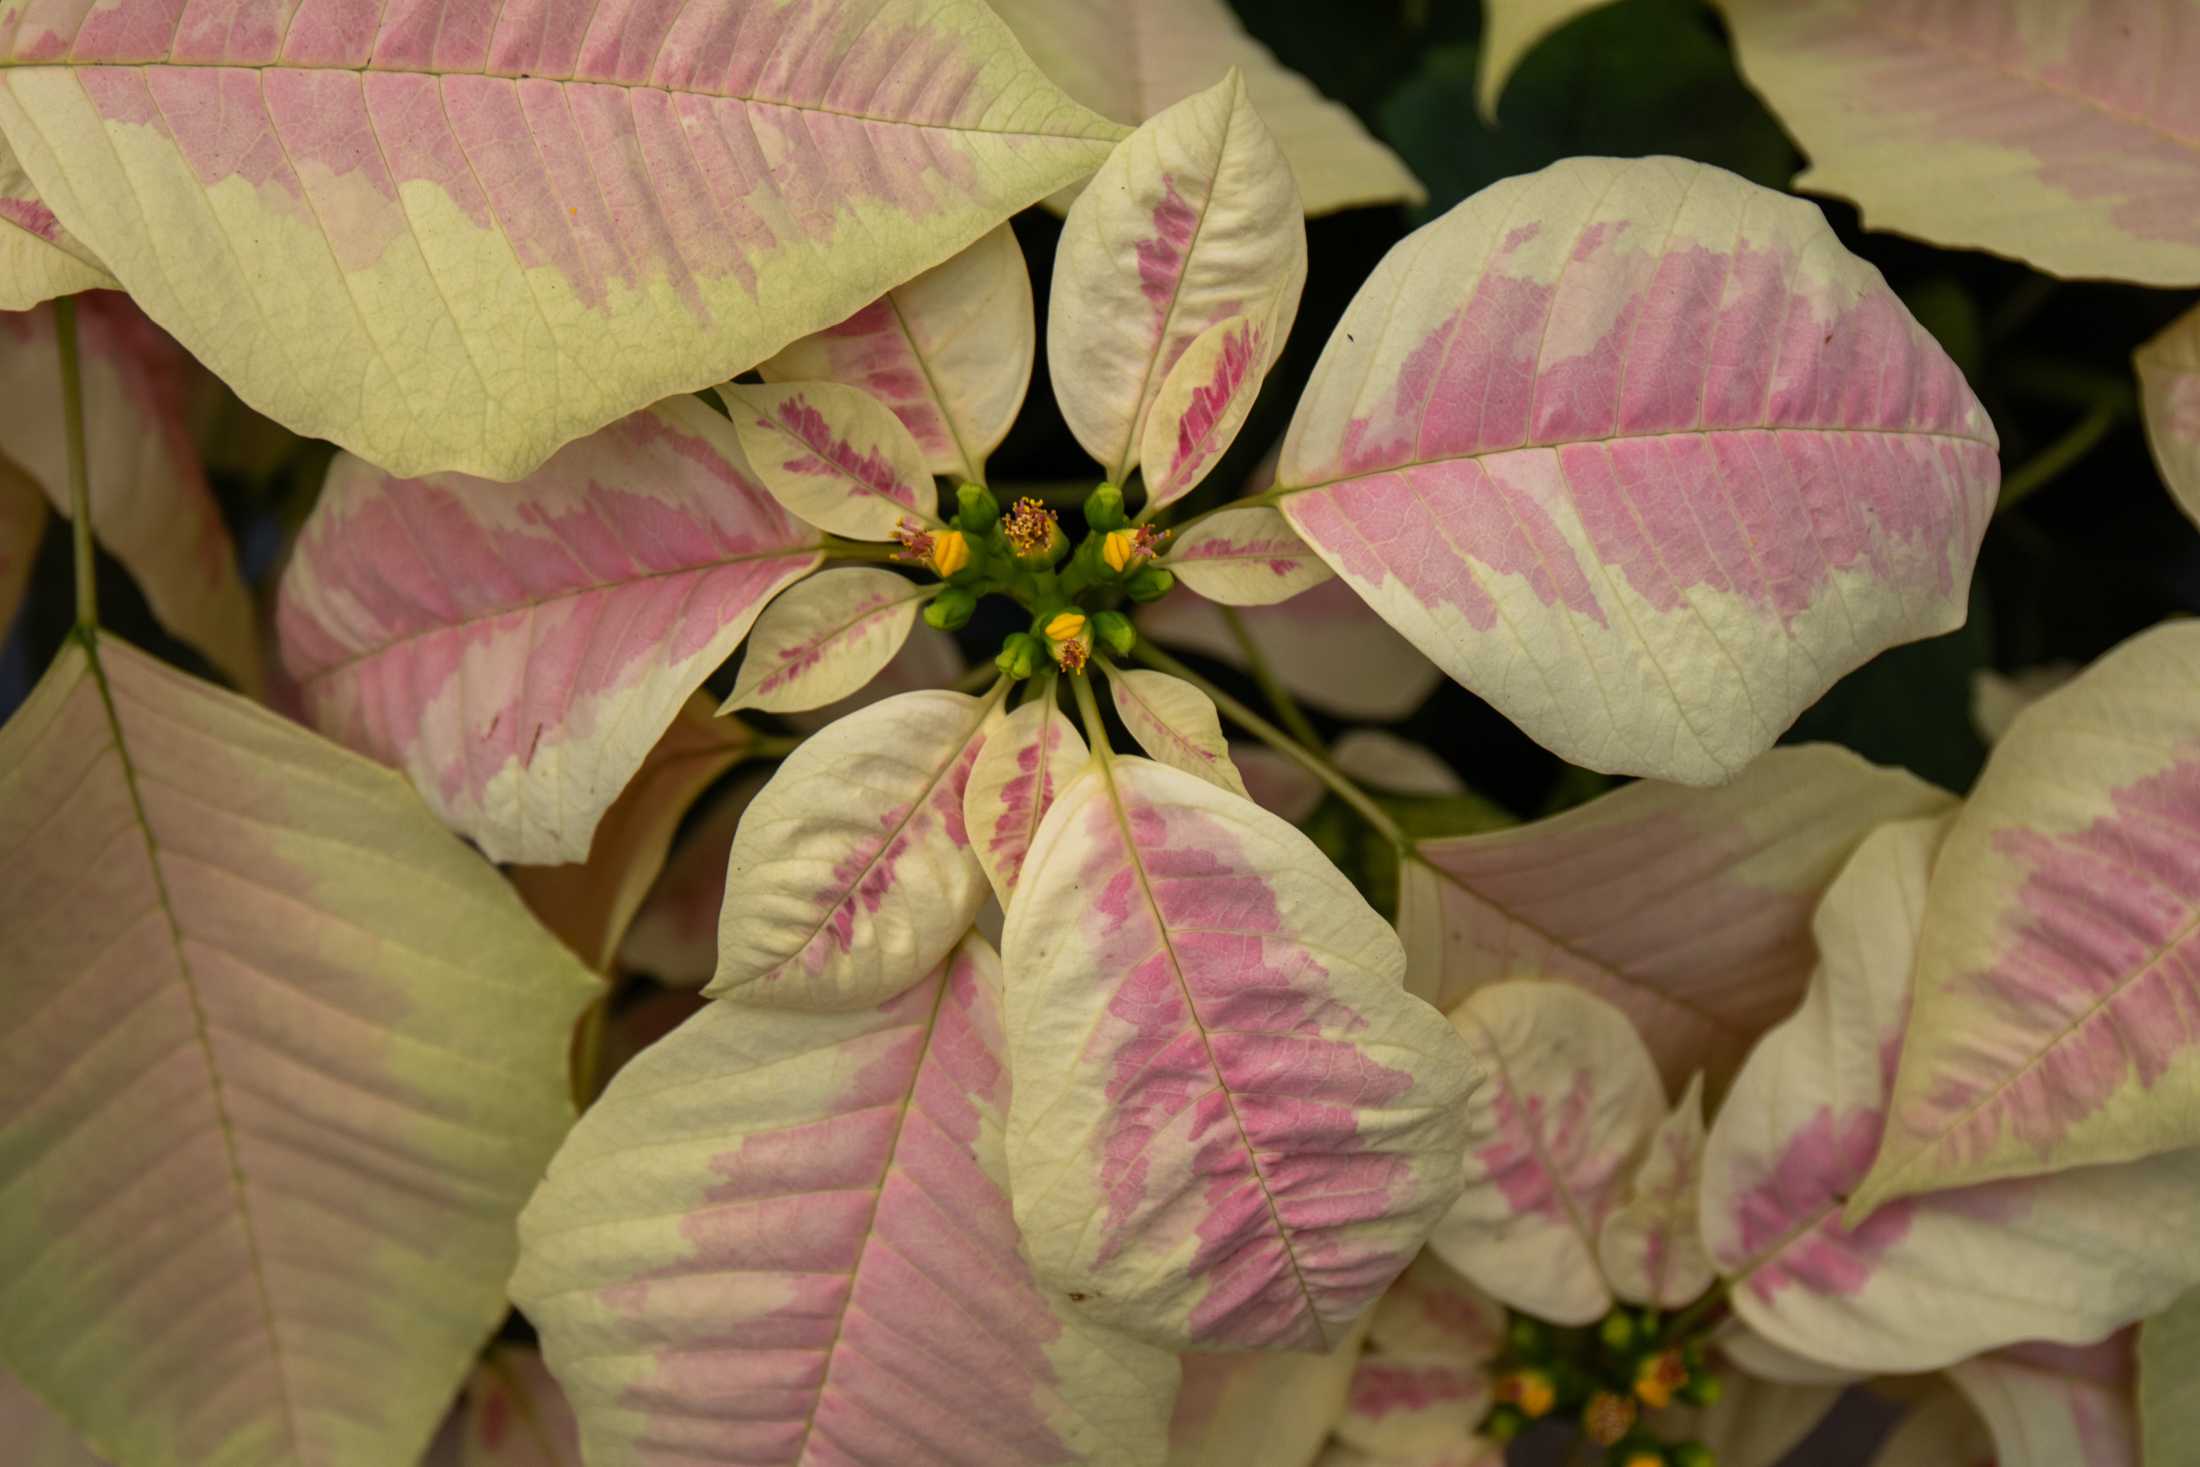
[1, 2, 2197, 1467]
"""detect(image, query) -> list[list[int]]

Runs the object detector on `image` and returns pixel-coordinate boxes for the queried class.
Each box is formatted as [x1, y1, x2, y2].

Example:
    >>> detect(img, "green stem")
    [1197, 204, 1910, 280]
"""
[1220, 605, 1324, 753]
[1130, 640, 1405, 848]
[55, 295, 94, 632]
[1069, 665, 1114, 756]
[1998, 399, 2126, 511]
[748, 733, 807, 760]
[820, 537, 903, 563]
[953, 662, 1001, 695]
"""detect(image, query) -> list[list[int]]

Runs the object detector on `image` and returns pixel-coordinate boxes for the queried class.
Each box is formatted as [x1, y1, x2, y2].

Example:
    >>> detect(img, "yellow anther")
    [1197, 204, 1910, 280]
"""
[1634, 1349, 1688, 1411]
[1045, 609, 1088, 644]
[1623, 1454, 1664, 1467]
[1496, 1369, 1556, 1420]
[929, 529, 971, 577]
[1102, 529, 1139, 572]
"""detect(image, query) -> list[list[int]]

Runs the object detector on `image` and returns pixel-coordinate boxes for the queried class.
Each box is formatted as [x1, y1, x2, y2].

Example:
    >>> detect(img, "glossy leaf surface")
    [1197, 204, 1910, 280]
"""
[278, 399, 821, 863]
[515, 935, 1174, 1466]
[760, 224, 1033, 484]
[1430, 982, 1665, 1325]
[1277, 155, 1998, 784]
[0, 638, 597, 1467]
[1721, 0, 2200, 285]
[1050, 71, 1306, 482]
[1701, 818, 2200, 1374]
[0, 0, 1122, 477]
[1855, 621, 2200, 1211]
[724, 567, 928, 714]
[964, 684, 1089, 908]
[710, 687, 1000, 1010]
[1403, 745, 1950, 1085]
[1004, 755, 1476, 1350]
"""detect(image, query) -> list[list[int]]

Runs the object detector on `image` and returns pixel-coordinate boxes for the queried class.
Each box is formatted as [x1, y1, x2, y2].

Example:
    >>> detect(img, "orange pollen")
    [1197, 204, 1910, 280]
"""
[1583, 1391, 1637, 1446]
[1634, 1350, 1689, 1410]
[1054, 638, 1089, 674]
[1003, 496, 1058, 555]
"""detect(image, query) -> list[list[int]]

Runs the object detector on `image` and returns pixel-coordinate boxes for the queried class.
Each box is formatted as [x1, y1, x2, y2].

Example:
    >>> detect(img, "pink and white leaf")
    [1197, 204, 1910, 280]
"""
[1852, 621, 2200, 1214]
[1333, 1253, 1505, 1460]
[512, 934, 1176, 1467]
[0, 638, 597, 1466]
[1233, 744, 1324, 824]
[619, 772, 765, 987]
[2136, 303, 2200, 531]
[1003, 756, 1477, 1350]
[1367, 1251, 1506, 1368]
[1720, 0, 2200, 286]
[0, 0, 1123, 478]
[724, 567, 929, 714]
[1163, 505, 1334, 606]
[721, 380, 941, 540]
[1140, 313, 1271, 511]
[1700, 817, 2200, 1375]
[1106, 667, 1250, 798]
[1331, 731, 1464, 799]
[1139, 578, 1441, 720]
[0, 130, 110, 308]
[759, 223, 1033, 484]
[987, 0, 1423, 218]
[1719, 1326, 1866, 1388]
[963, 683, 1090, 909]
[456, 1346, 579, 1467]
[2, 293, 256, 692]
[1406, 744, 1951, 1087]
[1276, 155, 1998, 785]
[1166, 1320, 1371, 1467]
[278, 399, 822, 863]
[1050, 71, 1307, 481]
[1942, 1336, 2140, 1467]
[709, 687, 1002, 1010]
[1597, 1071, 1714, 1310]
[1428, 981, 1665, 1325]
[788, 623, 967, 731]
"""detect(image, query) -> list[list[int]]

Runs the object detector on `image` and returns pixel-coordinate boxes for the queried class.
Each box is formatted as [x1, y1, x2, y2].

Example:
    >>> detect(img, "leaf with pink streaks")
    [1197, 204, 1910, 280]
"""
[1721, 0, 2200, 285]
[760, 224, 1033, 485]
[0, 0, 1123, 479]
[1332, 1252, 1503, 1460]
[964, 681, 1090, 908]
[1165, 1316, 1371, 1467]
[508, 692, 752, 974]
[1852, 622, 2200, 1215]
[724, 567, 930, 714]
[988, 0, 1423, 218]
[456, 1346, 579, 1467]
[1400, 745, 1950, 1087]
[2137, 303, 2200, 530]
[1050, 71, 1307, 482]
[1163, 505, 1334, 606]
[1597, 1071, 1713, 1310]
[1941, 1337, 2141, 1467]
[1139, 578, 1442, 720]
[1004, 754, 1477, 1350]
[0, 131, 109, 307]
[1105, 667, 1249, 798]
[1428, 981, 1666, 1326]
[0, 636, 598, 1467]
[277, 398, 822, 864]
[512, 934, 1176, 1467]
[721, 380, 942, 540]
[1141, 313, 1271, 510]
[1276, 155, 1998, 785]
[2, 293, 256, 692]
[1700, 817, 2200, 1375]
[619, 773, 765, 987]
[710, 686, 1004, 1010]
[0, 1371, 108, 1466]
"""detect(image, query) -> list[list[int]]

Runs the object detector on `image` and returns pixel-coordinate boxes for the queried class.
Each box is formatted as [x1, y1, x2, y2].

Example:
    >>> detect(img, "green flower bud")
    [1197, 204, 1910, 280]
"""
[1599, 1310, 1637, 1353]
[956, 482, 1000, 533]
[995, 632, 1042, 680]
[1506, 1317, 1548, 1360]
[1679, 1372, 1723, 1408]
[923, 586, 978, 631]
[1084, 483, 1129, 531]
[1125, 565, 1175, 602]
[1092, 610, 1136, 657]
[1671, 1445, 1715, 1467]
[1482, 1405, 1526, 1443]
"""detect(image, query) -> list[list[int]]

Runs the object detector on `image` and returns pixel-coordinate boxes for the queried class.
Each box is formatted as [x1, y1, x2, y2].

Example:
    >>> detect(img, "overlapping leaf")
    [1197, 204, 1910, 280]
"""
[619, 773, 764, 987]
[1163, 506, 1333, 606]
[452, 1347, 580, 1467]
[0, 131, 110, 308]
[278, 399, 821, 864]
[0, 0, 1124, 477]
[760, 224, 1034, 485]
[1141, 313, 1272, 510]
[0, 1371, 107, 1467]
[1700, 818, 2200, 1374]
[1477, 0, 1609, 117]
[1051, 71, 1306, 483]
[1139, 578, 1441, 720]
[0, 294, 255, 691]
[986, 0, 1423, 217]
[1853, 621, 2200, 1213]
[724, 567, 930, 714]
[2137, 303, 2200, 529]
[1597, 1071, 1714, 1310]
[1399, 745, 1950, 1084]
[1165, 1319, 1371, 1467]
[1941, 1339, 2140, 1467]
[1429, 982, 1666, 1325]
[964, 682, 1089, 907]
[512, 935, 1176, 1467]
[1720, 0, 2200, 285]
[1276, 155, 1999, 784]
[1105, 667, 1248, 796]
[0, 637, 598, 1467]
[1332, 1252, 1503, 1460]
[721, 380, 941, 540]
[711, 687, 1002, 1010]
[1004, 754, 1477, 1350]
